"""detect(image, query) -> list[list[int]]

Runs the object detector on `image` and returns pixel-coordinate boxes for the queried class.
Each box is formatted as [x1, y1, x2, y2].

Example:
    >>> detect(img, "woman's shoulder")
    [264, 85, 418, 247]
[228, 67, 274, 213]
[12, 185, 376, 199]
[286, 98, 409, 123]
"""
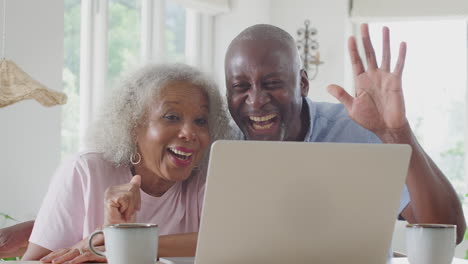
[57, 151, 130, 182]
[44, 151, 132, 196]
[63, 151, 118, 169]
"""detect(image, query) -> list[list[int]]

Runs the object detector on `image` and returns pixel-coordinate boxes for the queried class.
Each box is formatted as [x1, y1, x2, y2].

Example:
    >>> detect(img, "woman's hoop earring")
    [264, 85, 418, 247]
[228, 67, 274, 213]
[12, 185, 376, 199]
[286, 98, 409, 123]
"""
[130, 152, 141, 165]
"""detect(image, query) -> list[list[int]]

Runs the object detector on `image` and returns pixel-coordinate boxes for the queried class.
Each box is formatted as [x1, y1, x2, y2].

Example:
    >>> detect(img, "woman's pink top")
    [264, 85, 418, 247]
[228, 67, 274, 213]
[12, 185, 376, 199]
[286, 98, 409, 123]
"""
[29, 152, 205, 250]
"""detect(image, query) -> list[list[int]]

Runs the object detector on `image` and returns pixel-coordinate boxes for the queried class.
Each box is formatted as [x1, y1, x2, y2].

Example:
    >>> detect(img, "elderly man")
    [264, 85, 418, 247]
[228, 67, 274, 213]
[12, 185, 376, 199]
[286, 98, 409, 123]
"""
[224, 23, 465, 243]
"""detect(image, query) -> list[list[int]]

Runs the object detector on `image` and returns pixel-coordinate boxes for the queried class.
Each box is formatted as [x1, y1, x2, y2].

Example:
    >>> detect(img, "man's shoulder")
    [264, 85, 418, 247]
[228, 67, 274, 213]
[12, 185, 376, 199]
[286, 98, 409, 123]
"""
[306, 99, 380, 143]
[310, 100, 349, 122]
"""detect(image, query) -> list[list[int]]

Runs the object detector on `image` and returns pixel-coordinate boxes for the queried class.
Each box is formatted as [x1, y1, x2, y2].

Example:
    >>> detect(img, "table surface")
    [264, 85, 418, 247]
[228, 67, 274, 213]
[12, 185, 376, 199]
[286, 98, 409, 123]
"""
[389, 258, 468, 264]
[5, 258, 468, 264]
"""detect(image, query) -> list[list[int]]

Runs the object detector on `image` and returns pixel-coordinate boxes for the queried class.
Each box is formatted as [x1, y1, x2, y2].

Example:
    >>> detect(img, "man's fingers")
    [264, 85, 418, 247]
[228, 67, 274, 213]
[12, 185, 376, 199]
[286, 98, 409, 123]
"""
[348, 36, 365, 76]
[393, 42, 407, 76]
[361, 23, 378, 70]
[381, 26, 391, 71]
[327, 84, 354, 112]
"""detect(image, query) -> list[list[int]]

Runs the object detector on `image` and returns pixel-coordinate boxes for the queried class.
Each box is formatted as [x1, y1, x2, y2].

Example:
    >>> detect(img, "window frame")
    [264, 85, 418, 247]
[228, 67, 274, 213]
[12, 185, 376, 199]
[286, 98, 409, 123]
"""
[77, 0, 221, 149]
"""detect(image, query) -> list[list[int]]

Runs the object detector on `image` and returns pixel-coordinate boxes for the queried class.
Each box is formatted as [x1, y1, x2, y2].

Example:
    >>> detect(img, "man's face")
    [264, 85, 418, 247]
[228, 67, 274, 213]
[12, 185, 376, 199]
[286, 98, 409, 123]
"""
[225, 40, 308, 141]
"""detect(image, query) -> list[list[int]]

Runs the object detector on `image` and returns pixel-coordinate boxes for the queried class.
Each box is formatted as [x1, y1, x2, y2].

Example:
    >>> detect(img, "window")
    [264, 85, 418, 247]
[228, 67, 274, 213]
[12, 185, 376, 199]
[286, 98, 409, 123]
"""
[61, 0, 189, 158]
[61, 0, 81, 159]
[107, 0, 142, 89]
[166, 1, 186, 62]
[367, 20, 467, 205]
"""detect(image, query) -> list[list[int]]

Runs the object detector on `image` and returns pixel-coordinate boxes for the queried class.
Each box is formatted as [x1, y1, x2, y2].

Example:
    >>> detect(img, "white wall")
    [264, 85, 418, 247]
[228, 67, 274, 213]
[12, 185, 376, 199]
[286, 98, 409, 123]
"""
[0, 0, 64, 225]
[270, 0, 349, 103]
[213, 0, 350, 103]
[213, 0, 271, 94]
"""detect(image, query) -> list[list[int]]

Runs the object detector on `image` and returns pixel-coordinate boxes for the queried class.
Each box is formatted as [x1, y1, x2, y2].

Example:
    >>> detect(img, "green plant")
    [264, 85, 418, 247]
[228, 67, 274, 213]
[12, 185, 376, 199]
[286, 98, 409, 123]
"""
[0, 257, 19, 261]
[0, 213, 18, 223]
[465, 229, 468, 259]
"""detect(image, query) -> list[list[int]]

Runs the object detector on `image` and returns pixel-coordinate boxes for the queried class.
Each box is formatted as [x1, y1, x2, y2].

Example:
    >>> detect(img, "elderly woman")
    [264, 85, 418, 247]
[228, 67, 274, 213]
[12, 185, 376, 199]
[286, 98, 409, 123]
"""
[20, 63, 230, 263]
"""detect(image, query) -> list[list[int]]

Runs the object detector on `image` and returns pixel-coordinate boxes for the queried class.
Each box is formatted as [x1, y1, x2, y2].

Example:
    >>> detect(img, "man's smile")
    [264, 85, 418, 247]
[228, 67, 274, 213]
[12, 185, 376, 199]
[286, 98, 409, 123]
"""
[247, 113, 279, 132]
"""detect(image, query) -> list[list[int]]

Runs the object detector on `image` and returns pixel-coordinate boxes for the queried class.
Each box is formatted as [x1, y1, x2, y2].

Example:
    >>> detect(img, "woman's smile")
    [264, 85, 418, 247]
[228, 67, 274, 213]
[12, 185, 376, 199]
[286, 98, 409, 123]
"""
[167, 146, 195, 167]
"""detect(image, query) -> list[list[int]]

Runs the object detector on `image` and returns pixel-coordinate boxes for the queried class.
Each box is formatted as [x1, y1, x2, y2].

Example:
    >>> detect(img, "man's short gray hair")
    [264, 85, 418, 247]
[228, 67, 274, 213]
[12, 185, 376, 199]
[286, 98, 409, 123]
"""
[86, 63, 231, 167]
[229, 24, 303, 70]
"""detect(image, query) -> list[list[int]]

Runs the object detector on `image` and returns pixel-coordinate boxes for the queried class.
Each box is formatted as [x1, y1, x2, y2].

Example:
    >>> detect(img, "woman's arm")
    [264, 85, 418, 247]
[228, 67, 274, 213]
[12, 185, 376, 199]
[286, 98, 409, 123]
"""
[36, 232, 198, 264]
[21, 242, 51, 261]
[23, 155, 90, 260]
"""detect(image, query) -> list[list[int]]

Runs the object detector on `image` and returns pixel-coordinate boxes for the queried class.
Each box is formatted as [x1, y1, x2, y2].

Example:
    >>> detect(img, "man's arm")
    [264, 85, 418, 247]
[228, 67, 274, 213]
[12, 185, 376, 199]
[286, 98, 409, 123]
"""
[327, 24, 466, 243]
[380, 125, 466, 244]
[0, 220, 35, 259]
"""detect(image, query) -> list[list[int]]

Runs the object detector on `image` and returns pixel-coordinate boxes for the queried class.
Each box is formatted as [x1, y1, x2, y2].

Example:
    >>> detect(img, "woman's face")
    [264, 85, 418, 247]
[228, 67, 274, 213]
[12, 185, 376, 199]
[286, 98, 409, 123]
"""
[135, 81, 210, 182]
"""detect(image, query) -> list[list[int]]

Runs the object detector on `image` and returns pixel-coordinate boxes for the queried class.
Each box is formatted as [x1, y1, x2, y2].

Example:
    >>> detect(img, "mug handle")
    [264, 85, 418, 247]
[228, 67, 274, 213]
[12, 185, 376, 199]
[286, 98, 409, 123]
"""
[88, 230, 106, 257]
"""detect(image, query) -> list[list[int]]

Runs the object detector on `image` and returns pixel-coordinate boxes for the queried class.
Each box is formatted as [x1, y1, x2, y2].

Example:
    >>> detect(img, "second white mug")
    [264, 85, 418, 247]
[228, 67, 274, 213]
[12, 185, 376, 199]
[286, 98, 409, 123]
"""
[406, 223, 456, 264]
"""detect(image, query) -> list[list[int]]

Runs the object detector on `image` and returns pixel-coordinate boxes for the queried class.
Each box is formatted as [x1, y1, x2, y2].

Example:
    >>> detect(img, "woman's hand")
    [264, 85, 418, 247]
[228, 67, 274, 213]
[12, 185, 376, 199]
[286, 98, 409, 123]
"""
[39, 235, 106, 264]
[40, 246, 106, 264]
[104, 175, 142, 226]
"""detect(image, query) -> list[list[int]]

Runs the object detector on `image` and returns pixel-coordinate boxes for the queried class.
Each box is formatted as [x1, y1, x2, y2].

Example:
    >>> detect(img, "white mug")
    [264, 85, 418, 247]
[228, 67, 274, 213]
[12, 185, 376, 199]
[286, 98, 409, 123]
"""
[88, 223, 158, 264]
[406, 223, 456, 264]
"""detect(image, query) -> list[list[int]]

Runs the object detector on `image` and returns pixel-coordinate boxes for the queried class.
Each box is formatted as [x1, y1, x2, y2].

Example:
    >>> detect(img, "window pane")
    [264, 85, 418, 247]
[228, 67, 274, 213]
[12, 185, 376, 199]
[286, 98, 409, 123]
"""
[61, 0, 81, 159]
[108, 0, 141, 89]
[166, 1, 186, 62]
[368, 21, 467, 202]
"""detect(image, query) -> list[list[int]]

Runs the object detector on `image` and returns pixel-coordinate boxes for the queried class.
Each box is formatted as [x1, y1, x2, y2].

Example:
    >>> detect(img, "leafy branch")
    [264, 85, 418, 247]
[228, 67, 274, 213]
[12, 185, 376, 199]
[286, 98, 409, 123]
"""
[0, 213, 18, 222]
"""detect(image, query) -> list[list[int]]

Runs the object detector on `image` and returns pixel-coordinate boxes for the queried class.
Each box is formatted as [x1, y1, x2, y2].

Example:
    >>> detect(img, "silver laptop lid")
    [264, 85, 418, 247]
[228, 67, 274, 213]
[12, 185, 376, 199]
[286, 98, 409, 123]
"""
[195, 141, 411, 264]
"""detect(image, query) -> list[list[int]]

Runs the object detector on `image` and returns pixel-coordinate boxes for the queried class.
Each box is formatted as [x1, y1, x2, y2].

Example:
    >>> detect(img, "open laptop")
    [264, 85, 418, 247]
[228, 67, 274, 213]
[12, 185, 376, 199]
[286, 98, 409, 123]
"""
[194, 141, 412, 264]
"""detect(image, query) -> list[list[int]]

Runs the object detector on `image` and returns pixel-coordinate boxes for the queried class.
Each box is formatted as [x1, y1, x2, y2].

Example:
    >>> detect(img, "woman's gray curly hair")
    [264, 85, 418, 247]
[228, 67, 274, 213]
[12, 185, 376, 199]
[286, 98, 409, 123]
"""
[85, 63, 231, 167]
